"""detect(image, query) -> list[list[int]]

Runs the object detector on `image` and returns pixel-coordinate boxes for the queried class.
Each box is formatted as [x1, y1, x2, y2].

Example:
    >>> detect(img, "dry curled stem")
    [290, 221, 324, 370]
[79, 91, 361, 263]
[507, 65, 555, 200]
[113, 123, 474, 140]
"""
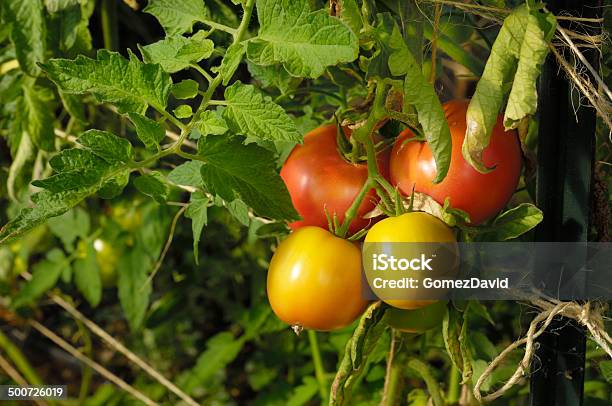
[473, 299, 611, 402]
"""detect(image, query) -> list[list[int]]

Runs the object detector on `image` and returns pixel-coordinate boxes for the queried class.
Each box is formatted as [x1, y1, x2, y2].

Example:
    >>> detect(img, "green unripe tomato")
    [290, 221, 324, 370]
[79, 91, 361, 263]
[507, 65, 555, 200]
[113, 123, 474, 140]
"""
[386, 301, 448, 334]
[93, 239, 118, 288]
[111, 203, 143, 230]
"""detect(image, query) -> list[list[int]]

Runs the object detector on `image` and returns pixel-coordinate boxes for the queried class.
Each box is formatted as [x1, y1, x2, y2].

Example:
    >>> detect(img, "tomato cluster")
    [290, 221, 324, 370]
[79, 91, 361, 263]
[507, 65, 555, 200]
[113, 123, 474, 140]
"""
[267, 100, 521, 331]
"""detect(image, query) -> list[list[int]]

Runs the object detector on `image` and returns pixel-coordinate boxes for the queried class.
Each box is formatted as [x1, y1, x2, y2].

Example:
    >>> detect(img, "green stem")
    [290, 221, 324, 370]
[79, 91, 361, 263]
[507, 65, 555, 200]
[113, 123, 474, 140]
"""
[380, 331, 405, 406]
[308, 330, 328, 403]
[76, 320, 93, 403]
[190, 64, 214, 83]
[336, 179, 373, 238]
[207, 100, 228, 106]
[0, 330, 43, 386]
[335, 83, 394, 235]
[200, 19, 236, 35]
[407, 358, 445, 406]
[447, 364, 461, 404]
[100, 0, 118, 51]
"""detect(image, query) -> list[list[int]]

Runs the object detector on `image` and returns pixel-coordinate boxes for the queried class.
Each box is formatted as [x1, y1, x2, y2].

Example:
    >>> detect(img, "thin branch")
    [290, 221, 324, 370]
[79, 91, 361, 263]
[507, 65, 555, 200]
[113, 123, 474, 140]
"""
[28, 320, 158, 406]
[0, 354, 48, 406]
[143, 205, 187, 288]
[47, 294, 199, 406]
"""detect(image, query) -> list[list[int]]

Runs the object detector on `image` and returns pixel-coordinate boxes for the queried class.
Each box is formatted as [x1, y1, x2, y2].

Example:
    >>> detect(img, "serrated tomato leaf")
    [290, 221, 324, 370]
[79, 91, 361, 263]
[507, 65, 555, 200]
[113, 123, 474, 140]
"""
[139, 33, 214, 73]
[186, 191, 209, 264]
[40, 49, 172, 114]
[133, 171, 169, 203]
[463, 6, 531, 173]
[144, 0, 208, 36]
[197, 136, 299, 221]
[77, 129, 133, 163]
[223, 82, 301, 143]
[128, 112, 166, 150]
[247, 0, 358, 78]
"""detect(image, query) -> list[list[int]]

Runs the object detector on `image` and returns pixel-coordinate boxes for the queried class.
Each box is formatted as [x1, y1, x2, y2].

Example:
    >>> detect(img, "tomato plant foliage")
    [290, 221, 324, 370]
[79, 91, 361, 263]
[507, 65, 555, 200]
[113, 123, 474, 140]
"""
[0, 0, 608, 405]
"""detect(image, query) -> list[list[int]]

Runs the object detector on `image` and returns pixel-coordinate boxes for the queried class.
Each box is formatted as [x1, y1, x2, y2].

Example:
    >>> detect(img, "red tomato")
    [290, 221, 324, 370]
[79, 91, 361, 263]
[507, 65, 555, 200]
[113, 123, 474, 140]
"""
[390, 100, 521, 224]
[281, 125, 389, 234]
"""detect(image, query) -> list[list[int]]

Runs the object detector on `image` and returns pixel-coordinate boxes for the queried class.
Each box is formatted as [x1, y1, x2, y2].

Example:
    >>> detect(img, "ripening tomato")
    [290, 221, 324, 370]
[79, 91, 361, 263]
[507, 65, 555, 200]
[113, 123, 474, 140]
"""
[386, 301, 447, 334]
[364, 212, 457, 310]
[267, 227, 368, 331]
[390, 100, 521, 224]
[93, 239, 118, 288]
[281, 125, 389, 235]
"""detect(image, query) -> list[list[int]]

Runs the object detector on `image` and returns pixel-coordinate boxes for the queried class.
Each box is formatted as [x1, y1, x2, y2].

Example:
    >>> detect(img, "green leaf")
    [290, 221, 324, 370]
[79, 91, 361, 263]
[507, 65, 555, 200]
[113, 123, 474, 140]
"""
[47, 208, 90, 251]
[32, 168, 106, 193]
[167, 161, 204, 188]
[59, 90, 88, 124]
[219, 42, 245, 85]
[118, 246, 151, 330]
[78, 129, 134, 163]
[73, 240, 102, 307]
[3, 0, 46, 76]
[138, 33, 214, 73]
[422, 24, 484, 77]
[223, 82, 301, 143]
[196, 110, 228, 136]
[219, 197, 251, 226]
[0, 188, 98, 245]
[44, 0, 80, 13]
[333, 0, 363, 35]
[40, 49, 172, 114]
[172, 79, 199, 99]
[180, 332, 246, 393]
[383, 15, 451, 183]
[478, 203, 543, 241]
[97, 169, 130, 200]
[49, 149, 102, 172]
[467, 301, 495, 325]
[144, 0, 208, 36]
[287, 377, 318, 406]
[127, 112, 165, 150]
[11, 249, 66, 309]
[185, 191, 209, 264]
[22, 80, 55, 151]
[173, 104, 193, 118]
[330, 302, 387, 405]
[504, 11, 556, 129]
[443, 306, 464, 371]
[247, 0, 358, 78]
[247, 62, 299, 94]
[463, 6, 529, 173]
[133, 171, 169, 203]
[198, 136, 299, 221]
[600, 360, 612, 383]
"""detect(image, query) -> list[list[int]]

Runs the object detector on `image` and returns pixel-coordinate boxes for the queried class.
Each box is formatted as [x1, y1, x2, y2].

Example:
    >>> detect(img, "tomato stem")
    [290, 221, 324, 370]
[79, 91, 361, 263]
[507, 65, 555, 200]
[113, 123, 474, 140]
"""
[447, 364, 461, 404]
[407, 358, 445, 406]
[307, 330, 328, 403]
[380, 330, 405, 406]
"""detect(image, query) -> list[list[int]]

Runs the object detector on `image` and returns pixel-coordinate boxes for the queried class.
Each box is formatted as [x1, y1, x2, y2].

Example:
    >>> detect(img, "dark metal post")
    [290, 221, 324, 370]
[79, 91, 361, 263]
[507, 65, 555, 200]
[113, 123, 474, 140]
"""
[530, 1, 601, 405]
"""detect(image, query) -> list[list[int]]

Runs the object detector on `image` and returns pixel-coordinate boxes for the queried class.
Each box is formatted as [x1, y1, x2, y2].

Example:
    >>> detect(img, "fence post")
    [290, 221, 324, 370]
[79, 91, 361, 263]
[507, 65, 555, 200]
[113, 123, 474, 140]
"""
[530, 1, 601, 405]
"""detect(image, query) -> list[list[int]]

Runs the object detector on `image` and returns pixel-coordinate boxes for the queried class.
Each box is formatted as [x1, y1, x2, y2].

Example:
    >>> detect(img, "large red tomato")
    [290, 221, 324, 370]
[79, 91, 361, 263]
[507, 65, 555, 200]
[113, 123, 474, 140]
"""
[281, 125, 389, 234]
[390, 100, 521, 224]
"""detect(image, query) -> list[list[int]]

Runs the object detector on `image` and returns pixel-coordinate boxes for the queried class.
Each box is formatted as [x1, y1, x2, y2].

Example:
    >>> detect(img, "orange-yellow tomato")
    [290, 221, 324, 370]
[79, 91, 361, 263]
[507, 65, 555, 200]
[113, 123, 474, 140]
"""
[267, 227, 368, 331]
[364, 212, 457, 310]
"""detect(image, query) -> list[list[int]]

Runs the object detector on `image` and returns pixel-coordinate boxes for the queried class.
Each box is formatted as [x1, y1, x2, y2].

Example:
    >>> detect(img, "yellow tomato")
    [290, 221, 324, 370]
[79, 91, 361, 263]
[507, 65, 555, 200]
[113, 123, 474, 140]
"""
[364, 212, 457, 309]
[267, 227, 368, 331]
